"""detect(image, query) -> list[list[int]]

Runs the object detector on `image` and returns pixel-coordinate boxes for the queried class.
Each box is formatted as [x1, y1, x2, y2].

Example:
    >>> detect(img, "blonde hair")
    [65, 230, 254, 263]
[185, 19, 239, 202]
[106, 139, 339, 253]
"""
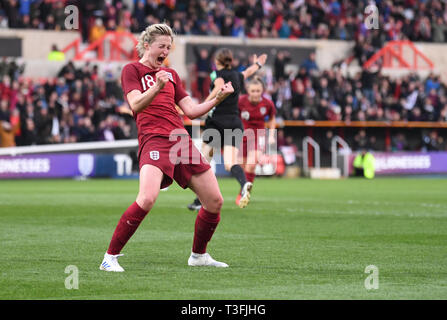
[136, 23, 174, 58]
[247, 76, 265, 90]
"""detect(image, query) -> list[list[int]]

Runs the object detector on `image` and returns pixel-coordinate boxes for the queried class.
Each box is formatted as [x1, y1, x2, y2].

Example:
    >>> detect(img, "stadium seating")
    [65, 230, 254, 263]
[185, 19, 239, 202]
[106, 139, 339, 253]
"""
[0, 0, 446, 152]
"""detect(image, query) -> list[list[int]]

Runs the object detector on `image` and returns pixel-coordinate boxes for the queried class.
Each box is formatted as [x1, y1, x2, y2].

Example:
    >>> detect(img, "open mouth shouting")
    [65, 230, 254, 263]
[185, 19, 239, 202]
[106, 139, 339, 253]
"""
[156, 55, 166, 65]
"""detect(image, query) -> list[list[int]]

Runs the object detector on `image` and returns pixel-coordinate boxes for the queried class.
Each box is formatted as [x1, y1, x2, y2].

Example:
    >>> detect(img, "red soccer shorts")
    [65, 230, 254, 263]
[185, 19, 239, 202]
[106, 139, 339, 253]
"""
[138, 133, 211, 189]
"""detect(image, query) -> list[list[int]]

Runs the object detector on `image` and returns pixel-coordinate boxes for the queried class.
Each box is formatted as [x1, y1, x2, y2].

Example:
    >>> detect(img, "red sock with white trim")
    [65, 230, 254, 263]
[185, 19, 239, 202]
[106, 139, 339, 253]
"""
[192, 207, 220, 254]
[107, 202, 149, 255]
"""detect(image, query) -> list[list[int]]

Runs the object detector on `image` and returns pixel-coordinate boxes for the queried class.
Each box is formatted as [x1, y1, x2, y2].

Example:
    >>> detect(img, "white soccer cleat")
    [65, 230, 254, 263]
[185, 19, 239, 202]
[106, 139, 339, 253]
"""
[188, 252, 229, 268]
[238, 182, 253, 208]
[99, 253, 125, 272]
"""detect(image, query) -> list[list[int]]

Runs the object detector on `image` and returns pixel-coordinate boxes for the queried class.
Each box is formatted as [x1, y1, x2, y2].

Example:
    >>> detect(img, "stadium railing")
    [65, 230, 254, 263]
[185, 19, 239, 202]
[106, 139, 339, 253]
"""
[302, 136, 320, 175]
[331, 135, 351, 177]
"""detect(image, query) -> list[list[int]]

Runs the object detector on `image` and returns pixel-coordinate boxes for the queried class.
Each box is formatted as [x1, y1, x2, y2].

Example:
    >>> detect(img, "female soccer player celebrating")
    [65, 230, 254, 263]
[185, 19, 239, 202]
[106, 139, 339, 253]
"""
[187, 48, 267, 210]
[237, 77, 276, 205]
[100, 23, 234, 272]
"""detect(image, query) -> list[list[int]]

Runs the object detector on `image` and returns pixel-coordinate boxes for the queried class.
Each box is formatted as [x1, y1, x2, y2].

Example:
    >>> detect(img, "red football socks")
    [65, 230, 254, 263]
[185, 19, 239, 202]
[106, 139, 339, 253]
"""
[108, 202, 221, 255]
[192, 207, 221, 254]
[107, 201, 149, 255]
[245, 172, 256, 183]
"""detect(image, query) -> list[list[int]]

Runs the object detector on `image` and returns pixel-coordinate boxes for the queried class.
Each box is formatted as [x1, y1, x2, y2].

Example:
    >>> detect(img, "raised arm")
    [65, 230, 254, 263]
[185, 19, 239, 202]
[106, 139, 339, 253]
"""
[178, 81, 234, 119]
[241, 53, 268, 80]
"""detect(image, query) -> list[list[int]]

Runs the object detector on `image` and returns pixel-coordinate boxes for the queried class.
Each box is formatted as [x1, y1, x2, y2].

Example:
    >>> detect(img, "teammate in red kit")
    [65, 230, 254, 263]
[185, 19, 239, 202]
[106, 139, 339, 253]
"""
[99, 23, 234, 272]
[236, 78, 276, 205]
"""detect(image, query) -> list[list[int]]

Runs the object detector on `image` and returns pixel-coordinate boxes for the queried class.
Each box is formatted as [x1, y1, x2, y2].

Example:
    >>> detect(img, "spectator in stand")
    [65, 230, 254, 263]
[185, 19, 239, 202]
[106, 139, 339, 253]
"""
[439, 104, 447, 122]
[432, 16, 447, 43]
[353, 129, 369, 151]
[425, 74, 441, 94]
[291, 77, 305, 110]
[193, 45, 217, 100]
[0, 105, 20, 147]
[47, 44, 65, 62]
[361, 62, 381, 105]
[273, 50, 291, 81]
[289, 106, 304, 121]
[34, 105, 53, 144]
[89, 18, 106, 44]
[57, 61, 77, 85]
[422, 130, 444, 151]
[320, 129, 334, 167]
[392, 132, 408, 151]
[2, 0, 20, 28]
[20, 117, 37, 145]
[301, 51, 318, 73]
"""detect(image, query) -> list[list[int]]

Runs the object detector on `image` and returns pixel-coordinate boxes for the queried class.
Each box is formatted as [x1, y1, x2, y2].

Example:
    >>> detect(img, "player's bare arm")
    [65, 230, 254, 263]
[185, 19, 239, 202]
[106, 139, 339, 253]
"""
[267, 116, 276, 145]
[241, 54, 267, 80]
[204, 77, 225, 102]
[178, 81, 234, 119]
[126, 70, 170, 113]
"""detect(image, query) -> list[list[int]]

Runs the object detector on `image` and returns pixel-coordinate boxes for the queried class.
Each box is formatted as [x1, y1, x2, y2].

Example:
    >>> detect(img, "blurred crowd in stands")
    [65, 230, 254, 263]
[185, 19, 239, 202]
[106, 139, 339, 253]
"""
[265, 50, 447, 124]
[0, 58, 136, 148]
[0, 0, 446, 152]
[1, 55, 445, 151]
[1, 0, 447, 43]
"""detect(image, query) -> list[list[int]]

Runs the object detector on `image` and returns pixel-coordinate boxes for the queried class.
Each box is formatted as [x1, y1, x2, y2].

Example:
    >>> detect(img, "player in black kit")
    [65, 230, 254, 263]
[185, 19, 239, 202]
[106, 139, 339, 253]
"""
[188, 48, 267, 210]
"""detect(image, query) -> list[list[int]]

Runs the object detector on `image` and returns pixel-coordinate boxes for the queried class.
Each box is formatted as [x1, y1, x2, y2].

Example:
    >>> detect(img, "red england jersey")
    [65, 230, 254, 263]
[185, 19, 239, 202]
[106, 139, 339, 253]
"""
[121, 62, 189, 139]
[238, 94, 276, 130]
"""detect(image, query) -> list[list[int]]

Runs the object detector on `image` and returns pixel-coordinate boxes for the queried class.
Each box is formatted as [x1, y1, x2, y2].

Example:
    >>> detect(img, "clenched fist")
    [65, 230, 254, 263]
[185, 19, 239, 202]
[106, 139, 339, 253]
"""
[155, 70, 170, 90]
[216, 81, 234, 103]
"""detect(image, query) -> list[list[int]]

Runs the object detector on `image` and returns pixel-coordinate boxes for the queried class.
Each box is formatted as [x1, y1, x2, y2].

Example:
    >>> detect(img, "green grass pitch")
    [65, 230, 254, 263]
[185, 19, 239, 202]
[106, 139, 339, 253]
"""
[0, 177, 446, 300]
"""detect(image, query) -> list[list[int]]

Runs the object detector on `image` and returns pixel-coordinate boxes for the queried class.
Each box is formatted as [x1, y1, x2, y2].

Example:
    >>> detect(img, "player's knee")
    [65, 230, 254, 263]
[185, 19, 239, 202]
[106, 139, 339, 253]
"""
[136, 193, 157, 211]
[216, 194, 224, 210]
[206, 193, 224, 213]
[245, 163, 256, 173]
[224, 163, 234, 171]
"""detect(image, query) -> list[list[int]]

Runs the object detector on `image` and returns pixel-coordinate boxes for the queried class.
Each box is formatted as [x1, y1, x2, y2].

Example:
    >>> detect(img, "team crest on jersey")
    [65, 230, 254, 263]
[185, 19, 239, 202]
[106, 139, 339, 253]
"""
[241, 111, 250, 120]
[166, 72, 174, 82]
[149, 151, 160, 161]
[260, 107, 266, 115]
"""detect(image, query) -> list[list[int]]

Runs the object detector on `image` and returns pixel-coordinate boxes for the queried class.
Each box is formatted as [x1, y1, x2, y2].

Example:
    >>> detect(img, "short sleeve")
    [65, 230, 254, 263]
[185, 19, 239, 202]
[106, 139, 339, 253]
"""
[173, 70, 189, 104]
[268, 99, 276, 117]
[121, 64, 141, 97]
[238, 95, 245, 109]
[210, 70, 217, 83]
[238, 95, 244, 116]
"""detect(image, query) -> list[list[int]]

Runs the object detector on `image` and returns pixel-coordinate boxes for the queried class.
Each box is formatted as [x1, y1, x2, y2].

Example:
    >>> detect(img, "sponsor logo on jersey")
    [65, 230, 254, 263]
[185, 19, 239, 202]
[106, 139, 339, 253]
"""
[241, 111, 250, 120]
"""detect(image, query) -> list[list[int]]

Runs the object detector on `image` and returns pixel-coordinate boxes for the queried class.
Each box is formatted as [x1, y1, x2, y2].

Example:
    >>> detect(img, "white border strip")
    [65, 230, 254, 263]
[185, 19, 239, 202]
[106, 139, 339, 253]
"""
[0, 139, 138, 156]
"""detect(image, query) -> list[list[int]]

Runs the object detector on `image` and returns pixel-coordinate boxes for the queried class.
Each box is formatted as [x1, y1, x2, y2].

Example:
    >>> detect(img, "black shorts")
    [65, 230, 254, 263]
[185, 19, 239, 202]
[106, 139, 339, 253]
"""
[203, 115, 244, 149]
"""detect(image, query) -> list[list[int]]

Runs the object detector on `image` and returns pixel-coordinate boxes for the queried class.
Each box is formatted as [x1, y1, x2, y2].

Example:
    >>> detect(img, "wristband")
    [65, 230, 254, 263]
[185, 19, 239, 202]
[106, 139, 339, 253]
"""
[256, 62, 262, 69]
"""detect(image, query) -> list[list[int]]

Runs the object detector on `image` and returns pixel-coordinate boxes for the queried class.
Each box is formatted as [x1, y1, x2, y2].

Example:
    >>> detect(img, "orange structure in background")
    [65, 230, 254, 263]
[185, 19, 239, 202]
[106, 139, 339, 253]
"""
[363, 40, 434, 70]
[61, 31, 139, 61]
